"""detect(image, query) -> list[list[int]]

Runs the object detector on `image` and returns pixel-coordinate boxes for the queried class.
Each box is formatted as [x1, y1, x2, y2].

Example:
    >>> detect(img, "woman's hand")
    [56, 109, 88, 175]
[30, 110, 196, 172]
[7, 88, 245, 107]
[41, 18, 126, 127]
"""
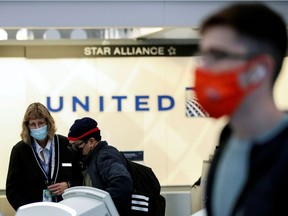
[48, 182, 69, 196]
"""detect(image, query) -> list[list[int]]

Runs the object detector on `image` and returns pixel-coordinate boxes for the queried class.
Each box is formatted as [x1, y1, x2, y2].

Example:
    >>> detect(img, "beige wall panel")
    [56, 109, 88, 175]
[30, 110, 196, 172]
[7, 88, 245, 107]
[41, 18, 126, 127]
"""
[1, 56, 286, 189]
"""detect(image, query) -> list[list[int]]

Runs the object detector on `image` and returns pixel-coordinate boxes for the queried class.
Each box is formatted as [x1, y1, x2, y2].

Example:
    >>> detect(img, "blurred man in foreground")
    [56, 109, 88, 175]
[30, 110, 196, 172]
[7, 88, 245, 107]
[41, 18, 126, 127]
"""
[195, 3, 288, 216]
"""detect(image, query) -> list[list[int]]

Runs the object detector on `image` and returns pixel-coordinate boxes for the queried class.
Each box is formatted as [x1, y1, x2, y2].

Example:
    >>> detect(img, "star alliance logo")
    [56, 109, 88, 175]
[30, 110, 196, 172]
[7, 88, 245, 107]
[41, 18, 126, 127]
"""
[167, 46, 176, 55]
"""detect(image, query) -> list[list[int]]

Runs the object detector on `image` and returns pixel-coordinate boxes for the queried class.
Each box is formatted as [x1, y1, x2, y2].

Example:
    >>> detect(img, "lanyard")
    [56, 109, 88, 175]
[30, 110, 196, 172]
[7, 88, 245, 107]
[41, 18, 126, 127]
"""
[32, 141, 53, 184]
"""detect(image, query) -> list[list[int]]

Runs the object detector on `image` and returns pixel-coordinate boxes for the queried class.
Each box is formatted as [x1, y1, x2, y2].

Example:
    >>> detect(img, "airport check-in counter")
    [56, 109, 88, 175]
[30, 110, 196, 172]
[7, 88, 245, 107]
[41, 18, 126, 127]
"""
[161, 159, 211, 216]
[0, 159, 211, 216]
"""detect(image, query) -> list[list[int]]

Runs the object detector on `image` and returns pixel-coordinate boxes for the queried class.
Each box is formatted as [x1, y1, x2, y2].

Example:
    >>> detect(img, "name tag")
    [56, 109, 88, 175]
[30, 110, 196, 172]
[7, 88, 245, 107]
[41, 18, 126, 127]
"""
[62, 163, 72, 167]
[43, 189, 53, 202]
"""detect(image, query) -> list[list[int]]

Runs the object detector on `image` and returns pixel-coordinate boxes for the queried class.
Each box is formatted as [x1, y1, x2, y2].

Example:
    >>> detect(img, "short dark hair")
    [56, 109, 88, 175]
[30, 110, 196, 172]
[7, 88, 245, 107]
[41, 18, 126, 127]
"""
[200, 3, 287, 84]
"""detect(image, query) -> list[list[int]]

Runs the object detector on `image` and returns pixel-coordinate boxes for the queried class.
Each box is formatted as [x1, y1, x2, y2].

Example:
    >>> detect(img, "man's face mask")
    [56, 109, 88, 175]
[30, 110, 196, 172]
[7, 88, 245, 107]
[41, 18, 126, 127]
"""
[195, 58, 265, 118]
[68, 141, 87, 170]
[68, 141, 85, 159]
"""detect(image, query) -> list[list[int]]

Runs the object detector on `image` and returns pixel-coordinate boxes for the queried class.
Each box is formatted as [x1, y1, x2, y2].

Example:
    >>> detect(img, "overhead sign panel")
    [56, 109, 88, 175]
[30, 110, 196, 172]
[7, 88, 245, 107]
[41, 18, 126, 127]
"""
[25, 44, 197, 58]
[0, 40, 198, 58]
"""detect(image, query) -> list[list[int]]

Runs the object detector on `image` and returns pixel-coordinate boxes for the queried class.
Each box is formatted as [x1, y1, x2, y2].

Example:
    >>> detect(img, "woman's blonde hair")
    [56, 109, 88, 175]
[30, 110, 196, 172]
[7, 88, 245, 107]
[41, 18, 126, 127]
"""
[21, 102, 57, 144]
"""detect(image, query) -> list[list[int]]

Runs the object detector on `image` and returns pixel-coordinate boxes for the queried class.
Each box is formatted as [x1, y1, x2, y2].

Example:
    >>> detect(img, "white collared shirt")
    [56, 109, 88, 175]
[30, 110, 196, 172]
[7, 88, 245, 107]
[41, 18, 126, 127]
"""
[34, 137, 55, 177]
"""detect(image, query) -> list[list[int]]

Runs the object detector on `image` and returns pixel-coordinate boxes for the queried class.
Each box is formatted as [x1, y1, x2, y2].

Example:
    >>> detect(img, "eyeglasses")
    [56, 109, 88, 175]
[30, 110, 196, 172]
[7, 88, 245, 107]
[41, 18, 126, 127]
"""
[71, 141, 87, 150]
[196, 49, 255, 65]
[28, 121, 47, 129]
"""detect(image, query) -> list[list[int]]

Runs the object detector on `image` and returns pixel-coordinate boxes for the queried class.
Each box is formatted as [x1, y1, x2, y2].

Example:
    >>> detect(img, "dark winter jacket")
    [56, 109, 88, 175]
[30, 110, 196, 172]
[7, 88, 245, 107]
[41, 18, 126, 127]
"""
[206, 124, 288, 216]
[82, 141, 133, 216]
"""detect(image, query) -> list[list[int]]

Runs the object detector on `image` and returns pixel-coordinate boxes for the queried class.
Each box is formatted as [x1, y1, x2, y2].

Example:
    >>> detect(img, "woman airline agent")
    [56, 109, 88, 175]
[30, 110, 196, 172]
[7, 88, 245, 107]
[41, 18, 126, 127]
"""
[6, 102, 83, 210]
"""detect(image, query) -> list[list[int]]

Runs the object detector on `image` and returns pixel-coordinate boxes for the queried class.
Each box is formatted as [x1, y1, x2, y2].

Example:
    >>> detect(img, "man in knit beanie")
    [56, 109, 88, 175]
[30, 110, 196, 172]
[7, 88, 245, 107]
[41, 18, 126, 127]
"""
[68, 117, 133, 216]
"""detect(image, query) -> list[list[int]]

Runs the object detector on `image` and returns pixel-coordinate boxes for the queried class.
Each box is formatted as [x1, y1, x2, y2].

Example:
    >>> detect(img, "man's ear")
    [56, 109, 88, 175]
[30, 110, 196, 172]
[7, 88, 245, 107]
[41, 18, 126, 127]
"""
[89, 137, 97, 145]
[86, 138, 92, 145]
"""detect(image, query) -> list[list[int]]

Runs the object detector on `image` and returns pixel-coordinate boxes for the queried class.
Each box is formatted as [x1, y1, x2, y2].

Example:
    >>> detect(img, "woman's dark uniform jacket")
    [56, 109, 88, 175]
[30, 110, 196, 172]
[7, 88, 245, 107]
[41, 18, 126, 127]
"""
[6, 134, 83, 210]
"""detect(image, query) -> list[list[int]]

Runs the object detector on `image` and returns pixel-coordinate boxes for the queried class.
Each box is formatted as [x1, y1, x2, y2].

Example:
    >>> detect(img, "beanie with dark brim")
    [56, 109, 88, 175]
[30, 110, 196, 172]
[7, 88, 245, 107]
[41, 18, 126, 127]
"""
[68, 117, 100, 141]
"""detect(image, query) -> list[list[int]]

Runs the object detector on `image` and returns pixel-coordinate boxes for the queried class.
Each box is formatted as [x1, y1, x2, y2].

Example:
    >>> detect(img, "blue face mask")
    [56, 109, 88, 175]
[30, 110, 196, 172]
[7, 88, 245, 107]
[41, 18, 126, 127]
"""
[30, 125, 48, 140]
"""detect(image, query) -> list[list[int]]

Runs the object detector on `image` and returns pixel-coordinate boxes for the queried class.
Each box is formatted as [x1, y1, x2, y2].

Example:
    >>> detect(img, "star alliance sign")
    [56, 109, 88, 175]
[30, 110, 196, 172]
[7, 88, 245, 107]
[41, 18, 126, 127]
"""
[84, 45, 177, 57]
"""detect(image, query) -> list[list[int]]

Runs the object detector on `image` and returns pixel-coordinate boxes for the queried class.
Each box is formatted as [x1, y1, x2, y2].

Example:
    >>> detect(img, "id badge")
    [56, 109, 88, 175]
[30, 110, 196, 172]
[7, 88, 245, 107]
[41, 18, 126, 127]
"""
[43, 189, 53, 202]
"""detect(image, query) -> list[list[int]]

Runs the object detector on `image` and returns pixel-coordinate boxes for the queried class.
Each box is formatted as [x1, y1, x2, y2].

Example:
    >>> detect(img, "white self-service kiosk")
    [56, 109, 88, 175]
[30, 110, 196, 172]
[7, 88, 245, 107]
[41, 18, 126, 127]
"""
[60, 186, 119, 216]
[15, 186, 119, 216]
[15, 202, 77, 216]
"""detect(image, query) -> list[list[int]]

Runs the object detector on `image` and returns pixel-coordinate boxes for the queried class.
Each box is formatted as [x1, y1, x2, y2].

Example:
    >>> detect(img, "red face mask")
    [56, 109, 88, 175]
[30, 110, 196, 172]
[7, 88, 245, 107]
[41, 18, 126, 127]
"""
[195, 60, 262, 118]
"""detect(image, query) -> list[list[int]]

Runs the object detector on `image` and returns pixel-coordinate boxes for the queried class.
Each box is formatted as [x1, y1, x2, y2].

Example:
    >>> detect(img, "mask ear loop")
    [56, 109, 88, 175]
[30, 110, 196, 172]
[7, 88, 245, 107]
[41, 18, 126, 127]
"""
[250, 65, 266, 84]
[249, 54, 274, 74]
[243, 55, 269, 91]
